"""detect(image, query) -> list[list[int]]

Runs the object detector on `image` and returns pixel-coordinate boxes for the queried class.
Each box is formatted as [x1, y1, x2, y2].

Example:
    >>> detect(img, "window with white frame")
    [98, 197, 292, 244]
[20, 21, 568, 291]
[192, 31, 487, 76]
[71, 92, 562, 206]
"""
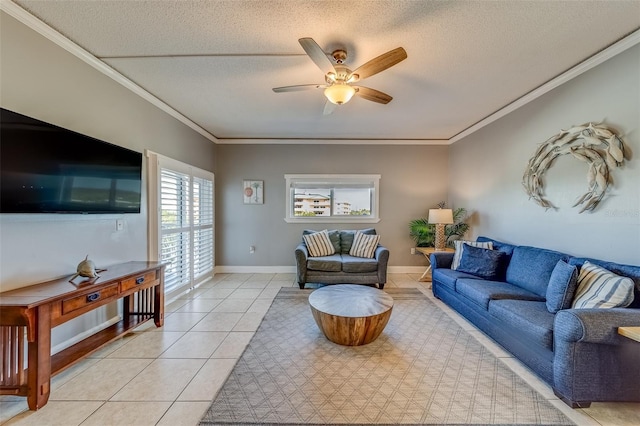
[147, 151, 214, 299]
[284, 174, 380, 223]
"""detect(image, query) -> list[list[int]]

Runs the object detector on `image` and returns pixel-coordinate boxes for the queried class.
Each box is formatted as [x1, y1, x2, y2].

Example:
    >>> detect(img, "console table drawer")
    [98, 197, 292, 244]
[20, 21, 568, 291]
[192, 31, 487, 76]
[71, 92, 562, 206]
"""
[62, 285, 119, 315]
[120, 271, 158, 292]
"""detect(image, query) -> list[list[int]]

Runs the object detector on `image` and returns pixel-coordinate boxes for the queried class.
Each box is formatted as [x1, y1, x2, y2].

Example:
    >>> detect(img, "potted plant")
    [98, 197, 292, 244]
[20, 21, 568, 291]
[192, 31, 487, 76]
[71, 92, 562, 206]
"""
[409, 203, 469, 248]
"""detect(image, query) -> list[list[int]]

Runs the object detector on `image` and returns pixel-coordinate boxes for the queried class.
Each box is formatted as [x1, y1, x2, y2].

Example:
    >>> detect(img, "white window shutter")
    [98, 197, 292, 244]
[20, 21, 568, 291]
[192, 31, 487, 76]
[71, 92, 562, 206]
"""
[152, 155, 215, 299]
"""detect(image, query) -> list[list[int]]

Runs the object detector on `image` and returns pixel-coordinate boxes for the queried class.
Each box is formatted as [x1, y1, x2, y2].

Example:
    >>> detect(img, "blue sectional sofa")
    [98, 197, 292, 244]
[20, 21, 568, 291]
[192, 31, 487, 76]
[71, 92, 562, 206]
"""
[430, 236, 640, 408]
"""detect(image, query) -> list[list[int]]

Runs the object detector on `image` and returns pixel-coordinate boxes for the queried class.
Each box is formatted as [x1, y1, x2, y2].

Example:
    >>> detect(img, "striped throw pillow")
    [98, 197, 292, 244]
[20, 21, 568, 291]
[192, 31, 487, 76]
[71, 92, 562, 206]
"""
[451, 240, 493, 270]
[303, 230, 335, 257]
[572, 261, 635, 309]
[349, 231, 381, 258]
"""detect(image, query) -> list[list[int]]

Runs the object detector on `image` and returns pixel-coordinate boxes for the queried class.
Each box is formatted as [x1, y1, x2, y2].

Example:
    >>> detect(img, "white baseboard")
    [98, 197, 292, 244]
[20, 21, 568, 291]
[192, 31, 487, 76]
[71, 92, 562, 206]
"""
[215, 265, 424, 274]
[216, 266, 297, 274]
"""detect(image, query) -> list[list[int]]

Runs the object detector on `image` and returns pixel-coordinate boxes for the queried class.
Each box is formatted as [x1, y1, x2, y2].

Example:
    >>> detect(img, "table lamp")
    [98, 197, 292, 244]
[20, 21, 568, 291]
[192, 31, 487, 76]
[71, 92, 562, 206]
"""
[428, 208, 454, 251]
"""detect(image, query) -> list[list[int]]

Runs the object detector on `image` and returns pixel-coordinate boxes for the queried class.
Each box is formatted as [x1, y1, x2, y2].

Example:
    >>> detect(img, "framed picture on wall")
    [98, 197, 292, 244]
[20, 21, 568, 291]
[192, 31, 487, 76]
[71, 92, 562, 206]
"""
[243, 180, 264, 204]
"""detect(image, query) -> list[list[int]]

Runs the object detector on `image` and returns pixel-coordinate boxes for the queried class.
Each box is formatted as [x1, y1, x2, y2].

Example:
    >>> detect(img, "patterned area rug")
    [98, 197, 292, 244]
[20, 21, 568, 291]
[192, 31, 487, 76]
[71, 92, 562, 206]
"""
[200, 288, 573, 425]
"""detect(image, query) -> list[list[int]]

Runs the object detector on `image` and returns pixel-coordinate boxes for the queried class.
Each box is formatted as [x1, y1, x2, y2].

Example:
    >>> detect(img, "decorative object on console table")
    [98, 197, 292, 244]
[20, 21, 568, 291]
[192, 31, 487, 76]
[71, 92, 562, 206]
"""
[416, 246, 455, 282]
[69, 255, 105, 284]
[428, 207, 454, 251]
[243, 180, 264, 204]
[0, 261, 165, 410]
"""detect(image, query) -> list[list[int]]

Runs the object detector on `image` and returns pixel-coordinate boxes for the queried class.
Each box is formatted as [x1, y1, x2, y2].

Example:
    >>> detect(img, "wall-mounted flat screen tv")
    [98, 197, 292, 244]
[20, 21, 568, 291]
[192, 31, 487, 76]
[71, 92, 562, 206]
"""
[1, 108, 142, 214]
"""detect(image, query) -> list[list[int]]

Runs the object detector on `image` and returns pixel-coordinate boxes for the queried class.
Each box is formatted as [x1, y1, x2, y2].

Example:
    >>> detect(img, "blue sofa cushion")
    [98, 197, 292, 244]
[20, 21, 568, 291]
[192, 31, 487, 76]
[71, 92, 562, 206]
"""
[569, 257, 640, 309]
[432, 268, 484, 292]
[340, 228, 376, 254]
[506, 246, 569, 297]
[452, 240, 493, 270]
[457, 244, 508, 281]
[477, 236, 516, 256]
[488, 300, 555, 350]
[456, 279, 545, 310]
[341, 255, 378, 273]
[307, 254, 342, 272]
[546, 260, 579, 313]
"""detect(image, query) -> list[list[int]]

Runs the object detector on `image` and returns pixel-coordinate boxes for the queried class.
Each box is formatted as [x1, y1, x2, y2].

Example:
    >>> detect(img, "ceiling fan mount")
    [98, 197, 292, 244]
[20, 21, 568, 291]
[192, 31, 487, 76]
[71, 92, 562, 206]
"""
[273, 37, 407, 114]
[331, 49, 348, 64]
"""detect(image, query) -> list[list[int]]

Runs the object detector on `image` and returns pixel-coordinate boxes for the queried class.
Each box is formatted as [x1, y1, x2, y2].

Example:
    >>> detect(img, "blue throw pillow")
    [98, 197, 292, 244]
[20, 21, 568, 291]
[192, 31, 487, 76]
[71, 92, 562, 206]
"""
[457, 244, 508, 281]
[545, 260, 578, 313]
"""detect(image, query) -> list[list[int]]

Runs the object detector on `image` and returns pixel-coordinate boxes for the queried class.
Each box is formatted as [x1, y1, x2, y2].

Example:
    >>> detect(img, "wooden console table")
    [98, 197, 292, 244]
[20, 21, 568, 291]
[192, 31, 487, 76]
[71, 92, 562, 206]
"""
[0, 261, 165, 410]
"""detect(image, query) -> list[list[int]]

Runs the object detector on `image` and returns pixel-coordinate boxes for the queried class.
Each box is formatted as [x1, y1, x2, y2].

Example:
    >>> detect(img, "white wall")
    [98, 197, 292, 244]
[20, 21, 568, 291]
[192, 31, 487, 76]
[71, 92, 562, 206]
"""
[216, 144, 449, 270]
[449, 44, 640, 265]
[0, 12, 216, 347]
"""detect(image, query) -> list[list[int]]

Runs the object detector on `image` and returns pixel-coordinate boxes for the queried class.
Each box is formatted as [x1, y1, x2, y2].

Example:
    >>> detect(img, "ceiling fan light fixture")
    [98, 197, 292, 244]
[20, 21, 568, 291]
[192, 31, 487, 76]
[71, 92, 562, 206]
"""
[324, 83, 356, 105]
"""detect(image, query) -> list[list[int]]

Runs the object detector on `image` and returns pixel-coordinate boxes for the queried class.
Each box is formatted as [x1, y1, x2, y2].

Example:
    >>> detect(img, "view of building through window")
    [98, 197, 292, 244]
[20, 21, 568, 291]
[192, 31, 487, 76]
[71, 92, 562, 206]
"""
[294, 188, 372, 217]
[285, 174, 380, 223]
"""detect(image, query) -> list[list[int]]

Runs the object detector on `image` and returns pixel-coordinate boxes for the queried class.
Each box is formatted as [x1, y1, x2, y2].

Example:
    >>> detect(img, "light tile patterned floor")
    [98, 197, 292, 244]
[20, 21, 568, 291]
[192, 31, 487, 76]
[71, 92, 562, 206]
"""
[1, 273, 639, 426]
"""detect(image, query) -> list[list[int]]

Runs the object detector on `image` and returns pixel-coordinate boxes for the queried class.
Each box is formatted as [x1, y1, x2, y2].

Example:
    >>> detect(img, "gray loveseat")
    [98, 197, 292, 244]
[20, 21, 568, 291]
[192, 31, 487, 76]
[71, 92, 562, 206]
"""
[295, 228, 389, 289]
[430, 236, 640, 407]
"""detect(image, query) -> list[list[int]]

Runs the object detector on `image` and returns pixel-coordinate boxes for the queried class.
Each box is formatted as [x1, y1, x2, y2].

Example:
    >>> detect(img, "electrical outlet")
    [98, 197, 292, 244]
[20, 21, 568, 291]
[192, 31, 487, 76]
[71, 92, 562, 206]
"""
[249, 245, 255, 254]
[410, 247, 416, 255]
[116, 219, 124, 231]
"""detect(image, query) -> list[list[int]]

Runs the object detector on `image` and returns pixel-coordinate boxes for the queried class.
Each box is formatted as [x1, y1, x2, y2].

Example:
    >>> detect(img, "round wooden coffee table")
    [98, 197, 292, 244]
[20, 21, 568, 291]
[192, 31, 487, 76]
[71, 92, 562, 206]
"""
[308, 284, 394, 346]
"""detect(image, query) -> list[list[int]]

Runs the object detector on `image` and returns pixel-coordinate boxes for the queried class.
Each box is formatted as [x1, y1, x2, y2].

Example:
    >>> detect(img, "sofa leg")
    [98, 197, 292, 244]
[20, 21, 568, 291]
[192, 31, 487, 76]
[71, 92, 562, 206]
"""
[378, 283, 385, 290]
[553, 389, 591, 408]
[298, 282, 305, 289]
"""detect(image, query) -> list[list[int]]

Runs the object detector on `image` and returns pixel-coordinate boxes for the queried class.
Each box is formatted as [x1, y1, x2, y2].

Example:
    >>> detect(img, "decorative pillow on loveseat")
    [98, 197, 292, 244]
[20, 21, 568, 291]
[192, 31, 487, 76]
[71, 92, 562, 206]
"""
[452, 240, 494, 270]
[349, 231, 381, 258]
[456, 244, 507, 281]
[572, 261, 635, 309]
[340, 228, 376, 254]
[546, 260, 578, 313]
[303, 230, 335, 257]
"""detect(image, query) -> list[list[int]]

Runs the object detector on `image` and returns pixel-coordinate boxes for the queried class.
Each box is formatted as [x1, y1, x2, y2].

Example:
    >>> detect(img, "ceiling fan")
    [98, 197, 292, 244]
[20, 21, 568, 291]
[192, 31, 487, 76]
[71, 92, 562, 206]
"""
[273, 37, 407, 114]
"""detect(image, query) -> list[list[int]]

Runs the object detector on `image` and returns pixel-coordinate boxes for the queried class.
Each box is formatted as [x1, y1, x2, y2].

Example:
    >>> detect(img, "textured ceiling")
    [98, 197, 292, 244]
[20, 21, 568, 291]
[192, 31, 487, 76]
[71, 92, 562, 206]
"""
[10, 0, 640, 142]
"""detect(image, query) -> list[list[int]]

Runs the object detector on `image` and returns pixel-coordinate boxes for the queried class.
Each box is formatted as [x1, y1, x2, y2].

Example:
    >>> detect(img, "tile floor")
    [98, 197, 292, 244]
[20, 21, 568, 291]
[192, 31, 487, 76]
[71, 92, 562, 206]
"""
[1, 273, 639, 426]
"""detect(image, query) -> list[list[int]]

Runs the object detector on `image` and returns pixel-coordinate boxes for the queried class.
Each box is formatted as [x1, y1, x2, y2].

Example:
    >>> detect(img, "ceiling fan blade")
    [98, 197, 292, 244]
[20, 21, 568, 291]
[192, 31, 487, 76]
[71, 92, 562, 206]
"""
[298, 37, 336, 75]
[350, 47, 407, 81]
[353, 86, 393, 104]
[273, 84, 325, 93]
[323, 100, 337, 116]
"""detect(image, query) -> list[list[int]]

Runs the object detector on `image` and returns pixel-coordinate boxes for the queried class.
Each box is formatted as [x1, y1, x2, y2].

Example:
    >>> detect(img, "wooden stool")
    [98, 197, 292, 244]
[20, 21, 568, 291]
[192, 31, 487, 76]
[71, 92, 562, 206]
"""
[308, 284, 393, 346]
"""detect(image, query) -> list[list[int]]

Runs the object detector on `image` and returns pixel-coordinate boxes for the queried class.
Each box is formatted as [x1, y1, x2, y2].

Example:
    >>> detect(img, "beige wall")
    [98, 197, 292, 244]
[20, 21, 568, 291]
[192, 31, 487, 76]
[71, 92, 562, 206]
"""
[216, 144, 449, 269]
[449, 44, 640, 265]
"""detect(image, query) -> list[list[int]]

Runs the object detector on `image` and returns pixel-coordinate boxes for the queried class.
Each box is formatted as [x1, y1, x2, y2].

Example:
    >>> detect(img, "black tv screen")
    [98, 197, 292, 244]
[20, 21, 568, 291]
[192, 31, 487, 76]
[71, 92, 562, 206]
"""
[1, 108, 142, 214]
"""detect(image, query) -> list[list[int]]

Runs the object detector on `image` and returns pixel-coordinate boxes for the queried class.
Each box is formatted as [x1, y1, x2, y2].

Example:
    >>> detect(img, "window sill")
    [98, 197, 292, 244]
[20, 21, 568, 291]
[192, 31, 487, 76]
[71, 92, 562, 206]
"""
[284, 217, 381, 224]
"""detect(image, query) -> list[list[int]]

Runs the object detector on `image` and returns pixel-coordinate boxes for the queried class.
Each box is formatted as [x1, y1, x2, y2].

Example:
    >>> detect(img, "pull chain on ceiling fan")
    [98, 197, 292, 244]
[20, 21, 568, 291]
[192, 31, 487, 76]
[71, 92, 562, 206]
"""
[273, 37, 407, 114]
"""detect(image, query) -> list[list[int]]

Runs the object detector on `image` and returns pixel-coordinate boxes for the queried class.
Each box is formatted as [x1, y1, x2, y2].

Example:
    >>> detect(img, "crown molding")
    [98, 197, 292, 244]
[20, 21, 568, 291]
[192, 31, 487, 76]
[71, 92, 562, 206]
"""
[0, 0, 218, 144]
[214, 138, 448, 145]
[448, 28, 640, 144]
[2, 0, 638, 146]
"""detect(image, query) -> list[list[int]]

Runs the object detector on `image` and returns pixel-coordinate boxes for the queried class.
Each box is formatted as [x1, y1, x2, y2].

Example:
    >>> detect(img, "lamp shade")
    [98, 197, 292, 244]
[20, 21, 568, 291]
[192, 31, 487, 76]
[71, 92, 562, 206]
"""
[428, 208, 454, 224]
[324, 84, 356, 105]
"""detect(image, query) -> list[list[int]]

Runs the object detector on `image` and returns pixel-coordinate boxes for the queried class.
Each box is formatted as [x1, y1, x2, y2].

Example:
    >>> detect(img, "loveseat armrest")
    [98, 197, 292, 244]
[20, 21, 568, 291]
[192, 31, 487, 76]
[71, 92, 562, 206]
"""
[555, 308, 640, 345]
[295, 243, 309, 286]
[430, 252, 454, 270]
[375, 245, 390, 285]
